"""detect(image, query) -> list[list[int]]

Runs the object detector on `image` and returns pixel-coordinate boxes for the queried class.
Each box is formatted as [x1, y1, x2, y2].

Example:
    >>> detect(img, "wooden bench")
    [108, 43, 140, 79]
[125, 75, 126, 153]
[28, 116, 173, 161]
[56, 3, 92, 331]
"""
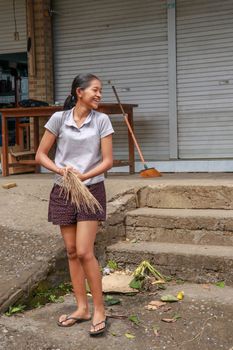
[1, 149, 36, 175]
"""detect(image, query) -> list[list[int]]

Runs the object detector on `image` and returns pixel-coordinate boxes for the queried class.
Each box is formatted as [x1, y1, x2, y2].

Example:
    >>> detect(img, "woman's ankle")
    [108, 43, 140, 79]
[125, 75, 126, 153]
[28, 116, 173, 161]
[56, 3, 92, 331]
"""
[93, 305, 105, 314]
[77, 305, 89, 313]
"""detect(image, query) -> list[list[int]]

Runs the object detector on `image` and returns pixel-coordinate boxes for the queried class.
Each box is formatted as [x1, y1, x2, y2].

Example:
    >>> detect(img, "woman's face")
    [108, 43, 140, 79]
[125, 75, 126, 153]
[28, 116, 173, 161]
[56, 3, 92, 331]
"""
[77, 79, 102, 109]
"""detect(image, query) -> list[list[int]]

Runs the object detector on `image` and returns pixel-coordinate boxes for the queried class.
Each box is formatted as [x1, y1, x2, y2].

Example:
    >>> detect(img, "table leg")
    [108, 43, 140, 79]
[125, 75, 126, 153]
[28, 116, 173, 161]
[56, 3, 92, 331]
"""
[127, 109, 135, 174]
[1, 115, 9, 176]
[33, 117, 40, 173]
[15, 119, 20, 145]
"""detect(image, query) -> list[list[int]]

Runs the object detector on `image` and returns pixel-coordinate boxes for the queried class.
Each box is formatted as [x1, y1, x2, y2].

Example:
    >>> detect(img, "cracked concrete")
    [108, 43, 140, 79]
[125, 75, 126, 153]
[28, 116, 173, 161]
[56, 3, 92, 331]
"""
[0, 282, 233, 350]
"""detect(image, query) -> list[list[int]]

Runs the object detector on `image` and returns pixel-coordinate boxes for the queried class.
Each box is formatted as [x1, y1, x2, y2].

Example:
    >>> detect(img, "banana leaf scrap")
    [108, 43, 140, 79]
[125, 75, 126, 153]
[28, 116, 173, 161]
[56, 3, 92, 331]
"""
[129, 260, 166, 290]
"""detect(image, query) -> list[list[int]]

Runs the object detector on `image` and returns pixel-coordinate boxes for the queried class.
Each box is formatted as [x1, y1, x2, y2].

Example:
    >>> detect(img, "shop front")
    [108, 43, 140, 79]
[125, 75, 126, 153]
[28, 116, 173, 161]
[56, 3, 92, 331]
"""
[1, 0, 233, 173]
[52, 0, 233, 172]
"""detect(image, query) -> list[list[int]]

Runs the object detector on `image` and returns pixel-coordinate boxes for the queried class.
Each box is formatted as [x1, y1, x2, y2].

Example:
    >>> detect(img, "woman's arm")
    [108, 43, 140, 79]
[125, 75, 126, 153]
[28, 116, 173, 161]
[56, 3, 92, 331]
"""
[35, 130, 64, 175]
[81, 134, 113, 181]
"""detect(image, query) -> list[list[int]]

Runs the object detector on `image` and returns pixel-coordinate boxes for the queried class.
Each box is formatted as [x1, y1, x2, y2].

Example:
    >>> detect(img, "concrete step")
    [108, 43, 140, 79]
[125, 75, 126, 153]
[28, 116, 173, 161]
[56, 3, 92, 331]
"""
[125, 208, 233, 246]
[106, 241, 233, 285]
[138, 184, 233, 209]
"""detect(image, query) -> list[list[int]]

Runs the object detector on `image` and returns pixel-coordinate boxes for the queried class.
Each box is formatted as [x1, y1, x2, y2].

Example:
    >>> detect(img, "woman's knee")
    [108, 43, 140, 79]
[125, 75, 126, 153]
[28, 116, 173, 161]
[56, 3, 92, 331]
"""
[66, 246, 77, 260]
[76, 249, 94, 261]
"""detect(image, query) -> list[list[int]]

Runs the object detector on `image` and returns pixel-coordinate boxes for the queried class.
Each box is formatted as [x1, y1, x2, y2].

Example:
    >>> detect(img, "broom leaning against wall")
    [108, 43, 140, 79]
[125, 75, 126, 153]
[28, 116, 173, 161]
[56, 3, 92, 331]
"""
[110, 83, 161, 177]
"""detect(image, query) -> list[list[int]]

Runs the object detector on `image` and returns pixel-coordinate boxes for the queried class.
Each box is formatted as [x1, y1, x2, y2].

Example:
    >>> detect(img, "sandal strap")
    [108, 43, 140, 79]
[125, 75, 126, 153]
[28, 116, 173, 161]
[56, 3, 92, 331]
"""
[91, 319, 106, 330]
[59, 315, 76, 323]
[64, 316, 79, 321]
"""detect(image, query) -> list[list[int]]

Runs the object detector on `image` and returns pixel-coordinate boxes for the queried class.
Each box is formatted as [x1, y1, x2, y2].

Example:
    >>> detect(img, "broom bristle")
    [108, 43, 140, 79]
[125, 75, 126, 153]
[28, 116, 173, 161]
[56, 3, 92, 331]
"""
[140, 168, 161, 177]
[59, 170, 103, 214]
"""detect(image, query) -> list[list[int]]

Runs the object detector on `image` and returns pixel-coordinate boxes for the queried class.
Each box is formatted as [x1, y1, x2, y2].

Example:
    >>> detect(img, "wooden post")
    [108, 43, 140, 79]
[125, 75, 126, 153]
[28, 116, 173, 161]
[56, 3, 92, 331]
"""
[26, 0, 36, 77]
[1, 114, 9, 176]
[33, 117, 40, 173]
[15, 76, 21, 144]
[127, 107, 135, 174]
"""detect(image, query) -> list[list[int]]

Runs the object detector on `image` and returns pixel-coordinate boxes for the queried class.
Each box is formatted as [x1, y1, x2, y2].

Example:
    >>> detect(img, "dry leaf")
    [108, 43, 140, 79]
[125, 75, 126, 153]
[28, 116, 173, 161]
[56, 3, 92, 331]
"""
[125, 332, 135, 339]
[145, 300, 166, 310]
[161, 318, 177, 323]
[202, 284, 210, 289]
[162, 314, 181, 323]
[162, 306, 172, 312]
[153, 326, 160, 337]
[150, 300, 166, 307]
[148, 292, 158, 296]
[152, 280, 166, 285]
[145, 305, 158, 310]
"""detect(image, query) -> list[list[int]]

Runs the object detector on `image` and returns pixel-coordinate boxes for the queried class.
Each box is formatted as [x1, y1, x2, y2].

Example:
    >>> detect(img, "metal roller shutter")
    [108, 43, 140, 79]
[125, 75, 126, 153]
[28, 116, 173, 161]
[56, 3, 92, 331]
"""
[177, 0, 233, 159]
[0, 0, 27, 54]
[52, 0, 169, 161]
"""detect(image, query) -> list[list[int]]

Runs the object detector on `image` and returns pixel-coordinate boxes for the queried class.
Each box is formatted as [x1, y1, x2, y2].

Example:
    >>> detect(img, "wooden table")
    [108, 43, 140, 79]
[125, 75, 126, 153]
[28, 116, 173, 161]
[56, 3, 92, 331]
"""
[0, 104, 137, 176]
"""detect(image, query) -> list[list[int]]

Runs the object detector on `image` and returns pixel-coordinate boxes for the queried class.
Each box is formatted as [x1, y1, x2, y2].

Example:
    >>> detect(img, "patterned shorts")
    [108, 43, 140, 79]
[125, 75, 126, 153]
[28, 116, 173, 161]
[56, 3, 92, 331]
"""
[48, 181, 106, 225]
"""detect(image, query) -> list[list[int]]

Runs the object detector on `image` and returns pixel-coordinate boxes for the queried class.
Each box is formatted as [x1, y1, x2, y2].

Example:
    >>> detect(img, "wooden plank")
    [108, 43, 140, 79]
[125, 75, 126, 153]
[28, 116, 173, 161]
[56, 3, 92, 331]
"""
[1, 114, 9, 176]
[15, 160, 37, 165]
[10, 150, 35, 157]
[2, 183, 17, 189]
[113, 160, 130, 167]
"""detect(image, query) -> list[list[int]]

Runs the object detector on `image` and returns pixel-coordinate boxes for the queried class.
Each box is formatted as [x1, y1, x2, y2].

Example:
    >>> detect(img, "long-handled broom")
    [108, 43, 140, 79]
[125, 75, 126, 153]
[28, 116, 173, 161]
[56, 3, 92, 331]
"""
[110, 84, 161, 177]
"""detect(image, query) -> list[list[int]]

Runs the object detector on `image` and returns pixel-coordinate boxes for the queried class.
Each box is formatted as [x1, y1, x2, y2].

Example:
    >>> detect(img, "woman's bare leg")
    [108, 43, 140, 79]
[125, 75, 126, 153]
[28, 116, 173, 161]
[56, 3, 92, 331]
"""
[59, 224, 91, 325]
[76, 221, 105, 333]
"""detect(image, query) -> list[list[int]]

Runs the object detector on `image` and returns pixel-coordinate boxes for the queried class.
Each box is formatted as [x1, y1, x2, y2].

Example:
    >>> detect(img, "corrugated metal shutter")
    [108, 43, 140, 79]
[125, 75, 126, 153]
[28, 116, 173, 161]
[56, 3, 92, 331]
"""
[0, 0, 27, 54]
[177, 0, 233, 158]
[52, 0, 169, 161]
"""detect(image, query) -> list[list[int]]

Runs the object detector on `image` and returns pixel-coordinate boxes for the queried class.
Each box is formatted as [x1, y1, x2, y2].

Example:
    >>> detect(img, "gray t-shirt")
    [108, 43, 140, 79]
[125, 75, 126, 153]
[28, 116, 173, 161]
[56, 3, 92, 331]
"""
[44, 108, 114, 185]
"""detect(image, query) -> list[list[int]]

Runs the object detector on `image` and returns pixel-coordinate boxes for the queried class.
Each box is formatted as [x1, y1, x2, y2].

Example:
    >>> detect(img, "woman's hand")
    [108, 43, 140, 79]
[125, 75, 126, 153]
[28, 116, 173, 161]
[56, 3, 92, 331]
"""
[56, 168, 66, 176]
[71, 168, 86, 181]
[56, 167, 86, 181]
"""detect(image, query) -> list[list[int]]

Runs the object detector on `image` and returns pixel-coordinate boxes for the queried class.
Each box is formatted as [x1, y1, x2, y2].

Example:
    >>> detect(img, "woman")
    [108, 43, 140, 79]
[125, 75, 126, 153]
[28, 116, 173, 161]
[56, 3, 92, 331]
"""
[35, 73, 114, 336]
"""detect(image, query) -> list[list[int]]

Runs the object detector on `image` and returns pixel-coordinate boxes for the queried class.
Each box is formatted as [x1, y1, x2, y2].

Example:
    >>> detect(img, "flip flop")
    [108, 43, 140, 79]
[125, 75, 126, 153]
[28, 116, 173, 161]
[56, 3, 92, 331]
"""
[89, 318, 108, 336]
[57, 314, 91, 327]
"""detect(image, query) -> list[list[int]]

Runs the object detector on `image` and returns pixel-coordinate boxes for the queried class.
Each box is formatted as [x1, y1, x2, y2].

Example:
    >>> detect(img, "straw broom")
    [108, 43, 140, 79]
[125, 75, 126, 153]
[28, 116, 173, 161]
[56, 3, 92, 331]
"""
[59, 169, 103, 214]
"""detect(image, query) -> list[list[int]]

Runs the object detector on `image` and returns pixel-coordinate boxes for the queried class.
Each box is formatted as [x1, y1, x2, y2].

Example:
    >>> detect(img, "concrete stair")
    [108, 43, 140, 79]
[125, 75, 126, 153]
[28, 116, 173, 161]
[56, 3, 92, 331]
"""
[107, 241, 233, 284]
[125, 208, 233, 246]
[138, 184, 233, 209]
[106, 184, 233, 285]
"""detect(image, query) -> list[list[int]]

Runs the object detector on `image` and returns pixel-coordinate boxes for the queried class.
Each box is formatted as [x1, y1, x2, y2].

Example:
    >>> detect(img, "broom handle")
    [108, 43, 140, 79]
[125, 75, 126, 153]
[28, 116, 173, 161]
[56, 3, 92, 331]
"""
[111, 85, 146, 165]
